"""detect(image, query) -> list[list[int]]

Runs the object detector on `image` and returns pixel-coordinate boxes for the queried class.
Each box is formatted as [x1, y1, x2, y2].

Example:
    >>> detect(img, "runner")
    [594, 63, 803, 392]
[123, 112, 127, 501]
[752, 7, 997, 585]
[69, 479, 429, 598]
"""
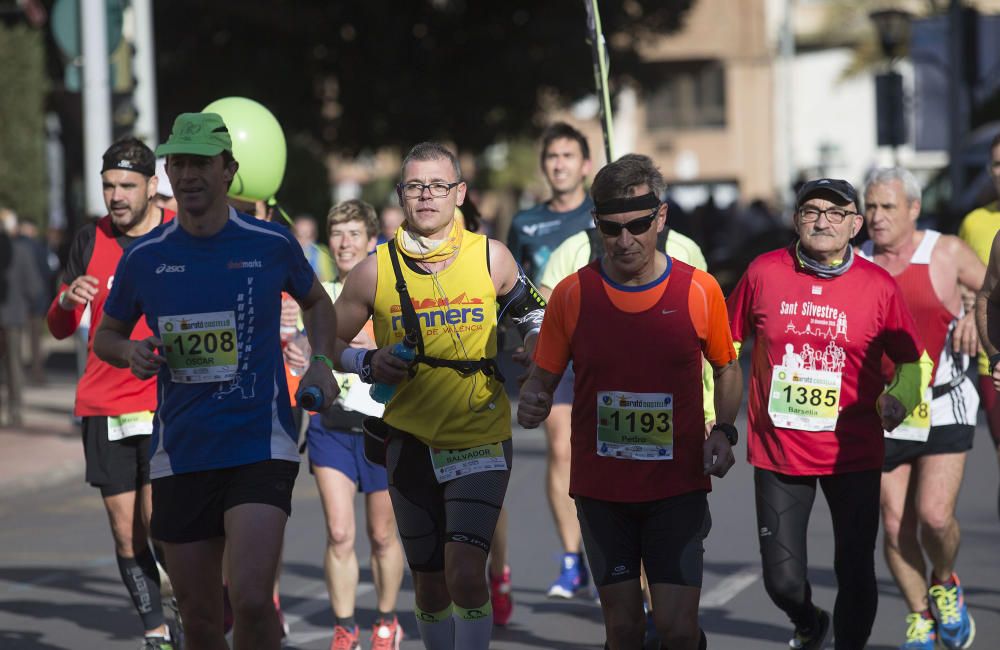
[958, 132, 1000, 519]
[539, 153, 716, 645]
[509, 122, 595, 601]
[94, 112, 339, 650]
[977, 228, 1000, 393]
[331, 142, 544, 650]
[47, 137, 177, 650]
[861, 167, 983, 650]
[728, 178, 929, 650]
[286, 199, 405, 650]
[519, 155, 743, 650]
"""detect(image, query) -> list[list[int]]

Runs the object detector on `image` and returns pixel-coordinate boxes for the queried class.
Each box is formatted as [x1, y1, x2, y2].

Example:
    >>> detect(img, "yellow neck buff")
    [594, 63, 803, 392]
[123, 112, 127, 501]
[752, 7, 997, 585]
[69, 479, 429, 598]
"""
[395, 216, 464, 263]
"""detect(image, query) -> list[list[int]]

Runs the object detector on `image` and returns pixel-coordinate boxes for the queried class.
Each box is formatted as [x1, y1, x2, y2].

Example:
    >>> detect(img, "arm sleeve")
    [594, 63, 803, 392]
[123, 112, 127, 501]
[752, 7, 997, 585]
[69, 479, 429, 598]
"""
[689, 270, 737, 368]
[532, 276, 580, 375]
[884, 351, 934, 415]
[46, 226, 93, 339]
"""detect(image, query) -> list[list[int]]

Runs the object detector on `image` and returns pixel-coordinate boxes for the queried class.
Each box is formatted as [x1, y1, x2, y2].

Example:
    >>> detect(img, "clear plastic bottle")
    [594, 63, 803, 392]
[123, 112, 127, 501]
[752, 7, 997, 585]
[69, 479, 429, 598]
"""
[370, 333, 417, 404]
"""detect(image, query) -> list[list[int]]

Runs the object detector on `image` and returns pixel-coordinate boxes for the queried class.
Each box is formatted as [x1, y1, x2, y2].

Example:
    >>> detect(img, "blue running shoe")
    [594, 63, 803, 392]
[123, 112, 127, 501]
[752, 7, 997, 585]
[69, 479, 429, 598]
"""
[900, 612, 936, 650]
[929, 574, 975, 649]
[546, 553, 589, 599]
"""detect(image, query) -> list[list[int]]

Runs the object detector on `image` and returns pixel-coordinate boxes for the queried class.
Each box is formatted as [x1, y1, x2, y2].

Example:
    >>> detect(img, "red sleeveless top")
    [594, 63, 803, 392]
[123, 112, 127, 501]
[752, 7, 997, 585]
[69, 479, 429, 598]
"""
[569, 259, 709, 502]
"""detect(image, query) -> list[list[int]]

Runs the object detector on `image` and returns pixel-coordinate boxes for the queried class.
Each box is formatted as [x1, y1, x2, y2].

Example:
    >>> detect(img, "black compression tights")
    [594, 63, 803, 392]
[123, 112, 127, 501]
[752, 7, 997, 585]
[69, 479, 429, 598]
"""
[754, 468, 880, 650]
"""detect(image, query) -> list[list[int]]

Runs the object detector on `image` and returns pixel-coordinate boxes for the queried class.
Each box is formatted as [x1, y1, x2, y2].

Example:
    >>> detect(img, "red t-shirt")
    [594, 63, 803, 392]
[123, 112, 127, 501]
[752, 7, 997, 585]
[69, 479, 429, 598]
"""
[727, 246, 923, 476]
[47, 211, 174, 416]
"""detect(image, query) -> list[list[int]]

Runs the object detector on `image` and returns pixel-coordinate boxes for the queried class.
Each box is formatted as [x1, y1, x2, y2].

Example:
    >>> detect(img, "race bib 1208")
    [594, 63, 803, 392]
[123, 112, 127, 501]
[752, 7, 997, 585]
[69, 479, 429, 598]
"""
[158, 311, 238, 383]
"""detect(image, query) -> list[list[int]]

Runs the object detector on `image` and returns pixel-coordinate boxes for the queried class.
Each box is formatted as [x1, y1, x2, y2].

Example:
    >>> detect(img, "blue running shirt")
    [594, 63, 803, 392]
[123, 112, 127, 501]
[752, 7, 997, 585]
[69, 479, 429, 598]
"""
[104, 208, 316, 478]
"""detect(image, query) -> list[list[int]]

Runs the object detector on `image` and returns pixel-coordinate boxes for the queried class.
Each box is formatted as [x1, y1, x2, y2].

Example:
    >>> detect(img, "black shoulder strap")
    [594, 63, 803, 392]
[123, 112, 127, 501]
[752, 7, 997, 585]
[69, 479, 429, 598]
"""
[385, 240, 505, 383]
[385, 241, 426, 357]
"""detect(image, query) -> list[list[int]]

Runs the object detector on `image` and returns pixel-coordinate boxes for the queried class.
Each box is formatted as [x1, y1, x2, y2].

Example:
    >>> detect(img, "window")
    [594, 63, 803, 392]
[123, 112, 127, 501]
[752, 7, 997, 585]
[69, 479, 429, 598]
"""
[645, 60, 726, 130]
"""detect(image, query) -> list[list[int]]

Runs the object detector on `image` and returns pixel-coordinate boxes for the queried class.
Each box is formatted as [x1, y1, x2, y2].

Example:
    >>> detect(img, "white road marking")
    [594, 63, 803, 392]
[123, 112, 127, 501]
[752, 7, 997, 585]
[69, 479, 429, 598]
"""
[699, 568, 759, 608]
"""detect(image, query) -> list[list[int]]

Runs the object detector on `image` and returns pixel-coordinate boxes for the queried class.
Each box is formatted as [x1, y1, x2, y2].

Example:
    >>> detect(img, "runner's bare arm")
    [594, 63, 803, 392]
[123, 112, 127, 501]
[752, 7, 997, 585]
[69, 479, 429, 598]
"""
[976, 230, 1000, 361]
[712, 360, 742, 428]
[332, 254, 408, 384]
[943, 235, 987, 355]
[295, 277, 340, 408]
[517, 366, 562, 429]
[332, 253, 377, 372]
[94, 314, 164, 380]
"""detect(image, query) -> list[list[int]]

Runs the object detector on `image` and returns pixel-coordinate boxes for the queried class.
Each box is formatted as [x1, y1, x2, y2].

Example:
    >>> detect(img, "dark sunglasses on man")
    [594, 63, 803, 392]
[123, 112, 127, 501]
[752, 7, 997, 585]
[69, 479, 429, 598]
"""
[593, 205, 660, 237]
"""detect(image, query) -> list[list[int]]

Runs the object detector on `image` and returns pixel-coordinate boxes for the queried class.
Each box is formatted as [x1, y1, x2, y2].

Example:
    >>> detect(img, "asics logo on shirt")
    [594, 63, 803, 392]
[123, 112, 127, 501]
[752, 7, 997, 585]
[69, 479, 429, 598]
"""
[155, 264, 186, 274]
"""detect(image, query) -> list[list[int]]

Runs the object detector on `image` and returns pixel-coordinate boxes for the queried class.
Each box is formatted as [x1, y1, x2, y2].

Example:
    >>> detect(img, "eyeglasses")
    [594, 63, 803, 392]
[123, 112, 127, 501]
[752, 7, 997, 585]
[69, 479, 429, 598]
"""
[397, 181, 461, 199]
[797, 206, 858, 224]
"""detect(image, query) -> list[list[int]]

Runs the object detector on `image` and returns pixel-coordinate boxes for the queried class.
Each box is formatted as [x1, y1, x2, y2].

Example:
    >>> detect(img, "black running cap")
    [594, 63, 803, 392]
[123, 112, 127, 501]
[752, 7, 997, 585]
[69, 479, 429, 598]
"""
[796, 178, 861, 213]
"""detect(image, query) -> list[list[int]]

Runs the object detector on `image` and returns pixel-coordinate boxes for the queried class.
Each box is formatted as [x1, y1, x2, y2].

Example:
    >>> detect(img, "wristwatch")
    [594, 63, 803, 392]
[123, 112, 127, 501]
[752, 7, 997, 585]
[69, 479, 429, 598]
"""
[711, 422, 738, 446]
[990, 353, 1000, 376]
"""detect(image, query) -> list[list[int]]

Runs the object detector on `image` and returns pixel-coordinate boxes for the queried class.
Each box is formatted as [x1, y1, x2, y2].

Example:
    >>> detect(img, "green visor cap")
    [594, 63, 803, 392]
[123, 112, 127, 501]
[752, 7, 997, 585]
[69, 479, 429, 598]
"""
[155, 112, 233, 157]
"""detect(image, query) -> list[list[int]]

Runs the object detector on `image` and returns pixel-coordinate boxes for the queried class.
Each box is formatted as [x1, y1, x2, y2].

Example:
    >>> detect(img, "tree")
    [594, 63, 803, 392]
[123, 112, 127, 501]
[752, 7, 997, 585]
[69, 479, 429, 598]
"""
[0, 23, 48, 224]
[153, 0, 694, 156]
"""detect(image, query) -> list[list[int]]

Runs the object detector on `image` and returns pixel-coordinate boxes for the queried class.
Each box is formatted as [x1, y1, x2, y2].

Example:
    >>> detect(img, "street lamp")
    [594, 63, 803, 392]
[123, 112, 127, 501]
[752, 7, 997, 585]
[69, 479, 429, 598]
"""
[870, 8, 913, 60]
[870, 8, 913, 163]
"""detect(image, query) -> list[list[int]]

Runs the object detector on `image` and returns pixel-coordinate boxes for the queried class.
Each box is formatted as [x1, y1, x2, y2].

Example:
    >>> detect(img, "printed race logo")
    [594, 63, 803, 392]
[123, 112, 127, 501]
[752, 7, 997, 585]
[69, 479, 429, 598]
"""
[390, 293, 486, 333]
[156, 263, 186, 274]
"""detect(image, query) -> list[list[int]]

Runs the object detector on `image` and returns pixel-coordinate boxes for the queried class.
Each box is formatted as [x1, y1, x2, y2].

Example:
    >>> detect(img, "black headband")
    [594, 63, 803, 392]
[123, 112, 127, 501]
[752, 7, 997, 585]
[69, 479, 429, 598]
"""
[101, 157, 155, 178]
[593, 192, 660, 216]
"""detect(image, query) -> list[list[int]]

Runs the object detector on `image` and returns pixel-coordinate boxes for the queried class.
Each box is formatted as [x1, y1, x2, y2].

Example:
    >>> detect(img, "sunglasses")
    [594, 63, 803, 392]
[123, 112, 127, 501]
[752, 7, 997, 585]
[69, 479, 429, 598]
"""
[593, 207, 659, 237]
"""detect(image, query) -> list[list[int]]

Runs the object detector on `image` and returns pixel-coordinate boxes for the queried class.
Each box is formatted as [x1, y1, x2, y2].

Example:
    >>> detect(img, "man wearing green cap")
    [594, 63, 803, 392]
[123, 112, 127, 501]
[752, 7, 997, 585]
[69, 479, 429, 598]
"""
[95, 112, 340, 650]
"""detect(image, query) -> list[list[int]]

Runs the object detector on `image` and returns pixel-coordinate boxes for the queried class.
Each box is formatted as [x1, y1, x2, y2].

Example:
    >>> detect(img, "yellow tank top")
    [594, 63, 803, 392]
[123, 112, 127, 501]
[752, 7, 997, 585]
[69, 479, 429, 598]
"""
[373, 232, 510, 448]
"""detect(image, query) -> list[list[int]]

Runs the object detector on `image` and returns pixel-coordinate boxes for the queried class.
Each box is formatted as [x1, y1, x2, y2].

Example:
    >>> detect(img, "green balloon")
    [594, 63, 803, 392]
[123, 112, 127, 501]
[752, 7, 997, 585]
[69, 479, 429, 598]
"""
[203, 97, 287, 201]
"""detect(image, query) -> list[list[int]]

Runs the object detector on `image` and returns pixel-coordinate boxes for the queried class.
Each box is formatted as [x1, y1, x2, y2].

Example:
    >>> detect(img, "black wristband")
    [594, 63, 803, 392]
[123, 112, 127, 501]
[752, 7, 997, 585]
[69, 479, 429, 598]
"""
[359, 349, 376, 384]
[711, 422, 738, 446]
[990, 353, 1000, 376]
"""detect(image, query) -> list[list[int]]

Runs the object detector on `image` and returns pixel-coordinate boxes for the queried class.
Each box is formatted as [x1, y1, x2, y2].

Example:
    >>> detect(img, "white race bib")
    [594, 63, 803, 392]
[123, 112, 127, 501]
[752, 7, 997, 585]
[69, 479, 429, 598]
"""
[885, 388, 931, 442]
[429, 443, 507, 483]
[596, 391, 673, 460]
[107, 411, 154, 441]
[768, 365, 842, 431]
[158, 311, 238, 383]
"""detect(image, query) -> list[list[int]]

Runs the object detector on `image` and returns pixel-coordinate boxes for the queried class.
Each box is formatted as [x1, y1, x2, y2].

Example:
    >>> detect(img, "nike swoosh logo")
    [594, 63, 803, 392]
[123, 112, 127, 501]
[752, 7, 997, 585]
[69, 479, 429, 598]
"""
[662, 309, 677, 315]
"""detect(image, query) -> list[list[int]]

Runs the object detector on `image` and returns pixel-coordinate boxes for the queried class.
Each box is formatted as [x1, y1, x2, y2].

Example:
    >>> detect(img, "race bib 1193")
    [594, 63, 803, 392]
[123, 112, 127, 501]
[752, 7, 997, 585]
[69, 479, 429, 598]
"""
[596, 391, 673, 460]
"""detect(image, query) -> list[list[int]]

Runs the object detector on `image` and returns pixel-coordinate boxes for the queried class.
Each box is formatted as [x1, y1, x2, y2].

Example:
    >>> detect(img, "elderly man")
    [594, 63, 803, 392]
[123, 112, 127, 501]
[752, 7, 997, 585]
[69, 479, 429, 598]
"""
[519, 155, 743, 650]
[862, 167, 984, 650]
[728, 178, 929, 650]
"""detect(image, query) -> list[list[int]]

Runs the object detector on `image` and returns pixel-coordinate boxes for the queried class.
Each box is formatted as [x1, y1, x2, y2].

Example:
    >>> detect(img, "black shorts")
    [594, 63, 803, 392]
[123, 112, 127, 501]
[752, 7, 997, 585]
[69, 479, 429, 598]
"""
[576, 490, 711, 589]
[151, 460, 299, 544]
[385, 429, 511, 572]
[81, 416, 151, 497]
[883, 423, 975, 472]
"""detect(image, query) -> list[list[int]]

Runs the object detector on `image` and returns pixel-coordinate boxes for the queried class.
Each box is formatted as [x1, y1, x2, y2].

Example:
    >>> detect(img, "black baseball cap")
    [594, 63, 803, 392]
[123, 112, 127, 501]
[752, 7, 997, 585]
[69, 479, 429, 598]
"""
[795, 178, 861, 213]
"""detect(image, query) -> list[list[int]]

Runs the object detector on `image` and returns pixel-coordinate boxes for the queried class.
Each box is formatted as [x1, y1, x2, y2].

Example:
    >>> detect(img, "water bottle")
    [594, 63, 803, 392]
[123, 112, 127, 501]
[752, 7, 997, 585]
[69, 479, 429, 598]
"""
[370, 334, 417, 404]
[298, 385, 323, 411]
